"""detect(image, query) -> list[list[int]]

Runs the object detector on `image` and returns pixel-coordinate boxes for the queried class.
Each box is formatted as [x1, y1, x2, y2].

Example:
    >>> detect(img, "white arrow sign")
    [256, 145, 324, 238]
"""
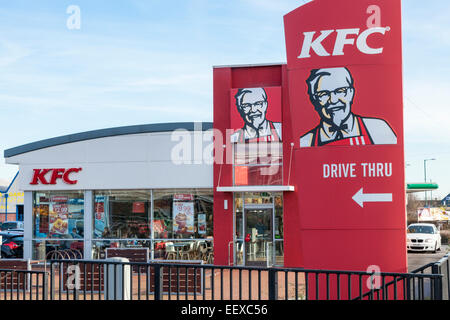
[352, 188, 393, 208]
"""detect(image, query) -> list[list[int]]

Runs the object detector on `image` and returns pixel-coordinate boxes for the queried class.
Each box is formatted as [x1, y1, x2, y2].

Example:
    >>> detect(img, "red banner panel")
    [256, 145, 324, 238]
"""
[282, 0, 406, 285]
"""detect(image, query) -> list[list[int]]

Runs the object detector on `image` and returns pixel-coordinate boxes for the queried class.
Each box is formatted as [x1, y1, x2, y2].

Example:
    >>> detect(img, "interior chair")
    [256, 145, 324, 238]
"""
[165, 242, 177, 260]
[180, 242, 195, 260]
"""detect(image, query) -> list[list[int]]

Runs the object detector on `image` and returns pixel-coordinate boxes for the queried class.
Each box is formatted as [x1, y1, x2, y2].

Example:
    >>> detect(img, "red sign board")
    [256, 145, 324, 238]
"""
[282, 0, 406, 294]
[132, 202, 146, 213]
[173, 194, 194, 201]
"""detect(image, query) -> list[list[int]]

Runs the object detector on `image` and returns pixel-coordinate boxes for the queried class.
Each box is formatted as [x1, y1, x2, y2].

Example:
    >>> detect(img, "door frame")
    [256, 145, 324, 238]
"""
[233, 193, 276, 267]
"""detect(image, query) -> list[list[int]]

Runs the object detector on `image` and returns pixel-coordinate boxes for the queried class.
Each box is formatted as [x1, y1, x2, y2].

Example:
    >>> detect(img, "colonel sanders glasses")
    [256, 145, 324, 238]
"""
[239, 101, 267, 113]
[314, 87, 352, 105]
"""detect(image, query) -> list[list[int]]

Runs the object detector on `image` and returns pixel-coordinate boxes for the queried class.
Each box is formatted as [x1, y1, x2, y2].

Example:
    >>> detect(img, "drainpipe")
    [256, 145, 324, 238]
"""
[4, 193, 7, 222]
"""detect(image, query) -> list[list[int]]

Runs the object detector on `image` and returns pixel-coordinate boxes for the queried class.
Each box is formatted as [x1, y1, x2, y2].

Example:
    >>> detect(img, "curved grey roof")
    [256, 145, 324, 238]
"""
[4, 122, 213, 158]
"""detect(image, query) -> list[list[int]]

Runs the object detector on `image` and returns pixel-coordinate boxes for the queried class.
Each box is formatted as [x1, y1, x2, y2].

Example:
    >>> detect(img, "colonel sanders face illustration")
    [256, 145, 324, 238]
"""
[307, 67, 355, 128]
[235, 88, 269, 130]
[307, 68, 355, 127]
[300, 67, 397, 148]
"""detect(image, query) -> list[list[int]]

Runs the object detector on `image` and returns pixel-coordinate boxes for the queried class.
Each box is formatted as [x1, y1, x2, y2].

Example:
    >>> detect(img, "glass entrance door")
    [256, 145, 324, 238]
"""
[244, 208, 273, 266]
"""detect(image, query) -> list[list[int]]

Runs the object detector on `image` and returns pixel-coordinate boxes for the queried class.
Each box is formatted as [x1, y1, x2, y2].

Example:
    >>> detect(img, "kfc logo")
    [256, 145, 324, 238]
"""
[231, 88, 282, 143]
[30, 168, 82, 185]
[300, 67, 397, 147]
[298, 27, 389, 59]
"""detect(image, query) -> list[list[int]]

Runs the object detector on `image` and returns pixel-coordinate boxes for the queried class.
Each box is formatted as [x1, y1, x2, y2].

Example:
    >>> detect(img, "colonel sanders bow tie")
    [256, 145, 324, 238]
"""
[328, 124, 348, 140]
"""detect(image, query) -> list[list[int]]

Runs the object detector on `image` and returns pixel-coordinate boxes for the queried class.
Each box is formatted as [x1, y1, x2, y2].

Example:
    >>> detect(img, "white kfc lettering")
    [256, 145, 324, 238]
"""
[297, 27, 389, 59]
[333, 28, 360, 56]
[299, 30, 334, 58]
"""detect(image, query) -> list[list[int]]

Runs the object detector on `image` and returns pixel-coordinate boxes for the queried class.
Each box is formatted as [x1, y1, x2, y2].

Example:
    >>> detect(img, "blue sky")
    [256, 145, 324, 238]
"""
[0, 0, 449, 200]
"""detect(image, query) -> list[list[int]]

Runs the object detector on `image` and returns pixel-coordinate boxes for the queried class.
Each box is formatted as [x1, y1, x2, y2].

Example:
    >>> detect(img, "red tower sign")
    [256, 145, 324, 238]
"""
[283, 0, 406, 297]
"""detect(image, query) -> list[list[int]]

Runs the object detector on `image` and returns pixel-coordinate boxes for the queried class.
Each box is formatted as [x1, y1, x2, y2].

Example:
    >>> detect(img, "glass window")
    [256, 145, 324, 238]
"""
[93, 190, 151, 239]
[33, 191, 84, 239]
[407, 225, 434, 234]
[33, 239, 84, 260]
[234, 142, 282, 165]
[274, 240, 284, 266]
[92, 240, 152, 260]
[153, 190, 213, 240]
[233, 142, 283, 186]
[235, 193, 243, 240]
[244, 192, 273, 205]
[275, 194, 283, 240]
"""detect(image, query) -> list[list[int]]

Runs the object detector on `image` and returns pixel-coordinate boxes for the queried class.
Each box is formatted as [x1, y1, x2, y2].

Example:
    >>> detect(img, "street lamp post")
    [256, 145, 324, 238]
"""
[424, 158, 436, 206]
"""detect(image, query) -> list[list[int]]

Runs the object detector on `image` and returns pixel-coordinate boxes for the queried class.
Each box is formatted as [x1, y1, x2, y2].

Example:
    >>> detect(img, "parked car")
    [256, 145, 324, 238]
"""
[1, 234, 24, 258]
[407, 223, 441, 253]
[0, 221, 24, 231]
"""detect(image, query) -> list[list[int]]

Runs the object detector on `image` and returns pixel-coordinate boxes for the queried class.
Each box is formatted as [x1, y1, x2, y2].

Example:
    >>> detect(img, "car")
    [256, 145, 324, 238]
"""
[0, 221, 24, 231]
[1, 234, 24, 258]
[407, 223, 441, 253]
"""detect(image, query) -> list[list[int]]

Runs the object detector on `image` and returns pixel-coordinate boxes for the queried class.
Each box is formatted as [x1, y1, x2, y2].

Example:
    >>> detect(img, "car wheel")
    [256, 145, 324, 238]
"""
[432, 242, 437, 254]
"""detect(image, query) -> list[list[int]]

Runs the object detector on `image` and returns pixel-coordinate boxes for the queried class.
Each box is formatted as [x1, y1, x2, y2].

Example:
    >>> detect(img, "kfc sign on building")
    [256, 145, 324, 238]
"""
[30, 168, 82, 185]
[298, 27, 389, 59]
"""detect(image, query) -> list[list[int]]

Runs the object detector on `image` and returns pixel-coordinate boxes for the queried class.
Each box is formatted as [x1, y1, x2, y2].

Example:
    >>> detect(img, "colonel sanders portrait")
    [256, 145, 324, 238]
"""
[230, 87, 282, 143]
[300, 67, 397, 147]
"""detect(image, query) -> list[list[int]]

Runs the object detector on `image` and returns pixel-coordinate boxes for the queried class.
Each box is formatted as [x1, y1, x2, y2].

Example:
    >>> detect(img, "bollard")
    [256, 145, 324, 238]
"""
[104, 257, 131, 300]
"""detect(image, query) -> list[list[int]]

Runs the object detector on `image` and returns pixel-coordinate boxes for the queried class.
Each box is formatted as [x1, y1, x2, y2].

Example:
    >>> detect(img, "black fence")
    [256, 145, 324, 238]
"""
[0, 269, 48, 300]
[409, 253, 449, 300]
[0, 256, 448, 300]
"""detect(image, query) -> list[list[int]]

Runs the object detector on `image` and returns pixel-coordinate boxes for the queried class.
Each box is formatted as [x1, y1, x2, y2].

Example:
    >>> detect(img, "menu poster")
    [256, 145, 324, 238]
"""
[49, 196, 69, 235]
[198, 213, 206, 235]
[38, 204, 49, 235]
[173, 202, 194, 235]
[95, 201, 104, 220]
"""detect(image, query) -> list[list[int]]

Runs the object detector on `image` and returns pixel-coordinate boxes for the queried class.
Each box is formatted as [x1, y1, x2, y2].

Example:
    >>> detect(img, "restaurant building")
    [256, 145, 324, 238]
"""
[3, 64, 293, 268]
[3, 1, 409, 278]
[4, 123, 217, 263]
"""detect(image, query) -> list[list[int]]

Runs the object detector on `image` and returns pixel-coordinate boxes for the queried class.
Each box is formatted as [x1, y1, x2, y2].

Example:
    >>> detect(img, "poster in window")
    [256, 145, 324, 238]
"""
[153, 219, 168, 238]
[95, 201, 104, 220]
[198, 213, 206, 235]
[173, 202, 194, 235]
[132, 202, 146, 213]
[49, 197, 69, 235]
[38, 204, 49, 235]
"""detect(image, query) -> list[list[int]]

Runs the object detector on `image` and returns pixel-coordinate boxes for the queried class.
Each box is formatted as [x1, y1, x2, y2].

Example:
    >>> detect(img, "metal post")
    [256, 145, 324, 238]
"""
[4, 193, 8, 221]
[431, 263, 442, 300]
[268, 269, 278, 300]
[154, 264, 163, 300]
[50, 263, 55, 300]
[43, 272, 48, 300]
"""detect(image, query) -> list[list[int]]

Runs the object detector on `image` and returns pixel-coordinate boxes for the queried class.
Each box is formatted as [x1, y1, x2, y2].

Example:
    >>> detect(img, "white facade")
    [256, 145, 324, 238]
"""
[4, 123, 214, 260]
[7, 130, 213, 191]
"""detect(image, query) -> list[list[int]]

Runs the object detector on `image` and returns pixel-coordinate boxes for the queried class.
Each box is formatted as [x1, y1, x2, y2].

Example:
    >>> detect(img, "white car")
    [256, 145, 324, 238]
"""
[407, 223, 441, 253]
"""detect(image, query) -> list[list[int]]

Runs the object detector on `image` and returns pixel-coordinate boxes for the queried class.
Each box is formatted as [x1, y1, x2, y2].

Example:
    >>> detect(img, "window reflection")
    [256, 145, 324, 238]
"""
[93, 190, 151, 239]
[153, 190, 213, 240]
[33, 191, 84, 239]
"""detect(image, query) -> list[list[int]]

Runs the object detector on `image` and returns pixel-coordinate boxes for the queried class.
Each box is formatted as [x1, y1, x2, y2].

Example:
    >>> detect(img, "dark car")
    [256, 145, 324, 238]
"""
[1, 234, 24, 258]
[0, 221, 24, 231]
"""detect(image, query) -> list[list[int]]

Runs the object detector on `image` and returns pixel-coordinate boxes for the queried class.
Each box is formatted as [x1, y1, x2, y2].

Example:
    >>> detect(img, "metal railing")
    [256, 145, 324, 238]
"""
[0, 257, 447, 300]
[409, 253, 449, 300]
[0, 269, 48, 300]
[44, 259, 447, 301]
